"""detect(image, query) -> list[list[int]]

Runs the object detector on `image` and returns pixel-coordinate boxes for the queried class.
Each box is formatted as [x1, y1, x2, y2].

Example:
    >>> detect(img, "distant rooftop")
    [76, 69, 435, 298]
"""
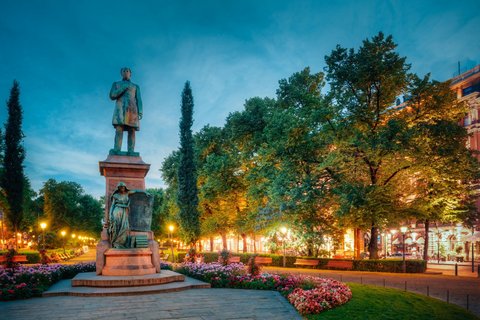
[450, 65, 480, 85]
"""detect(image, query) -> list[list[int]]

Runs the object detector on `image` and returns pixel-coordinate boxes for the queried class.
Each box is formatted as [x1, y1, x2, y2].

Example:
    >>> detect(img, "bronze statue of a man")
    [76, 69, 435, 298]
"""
[109, 67, 143, 155]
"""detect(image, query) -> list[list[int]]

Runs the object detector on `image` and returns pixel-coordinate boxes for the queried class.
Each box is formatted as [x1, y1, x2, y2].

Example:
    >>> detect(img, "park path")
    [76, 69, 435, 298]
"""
[0, 289, 300, 320]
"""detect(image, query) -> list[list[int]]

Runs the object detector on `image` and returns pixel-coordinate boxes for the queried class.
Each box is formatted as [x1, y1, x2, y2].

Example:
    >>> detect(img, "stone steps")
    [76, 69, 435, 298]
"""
[72, 270, 186, 287]
[44, 270, 210, 297]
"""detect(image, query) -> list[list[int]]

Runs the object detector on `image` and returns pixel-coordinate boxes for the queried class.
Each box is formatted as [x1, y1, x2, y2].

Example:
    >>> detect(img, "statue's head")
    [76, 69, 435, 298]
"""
[116, 181, 129, 192]
[120, 67, 131, 80]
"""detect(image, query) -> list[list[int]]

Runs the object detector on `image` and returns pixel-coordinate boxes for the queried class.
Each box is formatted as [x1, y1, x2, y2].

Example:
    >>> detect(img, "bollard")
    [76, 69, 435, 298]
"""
[427, 286, 429, 297]
[404, 281, 407, 292]
[455, 263, 458, 276]
[447, 290, 450, 303]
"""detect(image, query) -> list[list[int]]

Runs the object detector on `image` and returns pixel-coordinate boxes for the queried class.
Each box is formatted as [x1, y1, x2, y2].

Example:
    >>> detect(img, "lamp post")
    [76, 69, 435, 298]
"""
[168, 225, 175, 263]
[400, 226, 407, 273]
[437, 231, 441, 264]
[280, 226, 288, 267]
[390, 230, 397, 255]
[381, 232, 386, 258]
[61, 231, 66, 254]
[72, 233, 76, 249]
[471, 228, 475, 273]
[40, 222, 47, 250]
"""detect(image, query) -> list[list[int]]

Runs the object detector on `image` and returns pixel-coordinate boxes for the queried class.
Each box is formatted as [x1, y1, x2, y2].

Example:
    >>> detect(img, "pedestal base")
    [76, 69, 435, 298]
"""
[102, 248, 156, 276]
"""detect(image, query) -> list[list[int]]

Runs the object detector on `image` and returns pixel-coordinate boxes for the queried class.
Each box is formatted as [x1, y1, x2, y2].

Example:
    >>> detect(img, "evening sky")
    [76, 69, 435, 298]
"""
[0, 0, 479, 197]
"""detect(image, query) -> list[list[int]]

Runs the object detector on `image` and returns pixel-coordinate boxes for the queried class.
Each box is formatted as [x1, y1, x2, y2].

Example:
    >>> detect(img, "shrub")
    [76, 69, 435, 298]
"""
[353, 259, 426, 273]
[246, 255, 261, 276]
[218, 249, 232, 266]
[175, 251, 426, 273]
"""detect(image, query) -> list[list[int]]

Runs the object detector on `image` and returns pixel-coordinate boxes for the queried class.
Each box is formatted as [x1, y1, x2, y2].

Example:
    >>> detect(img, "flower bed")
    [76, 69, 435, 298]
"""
[0, 262, 95, 300]
[175, 262, 352, 315]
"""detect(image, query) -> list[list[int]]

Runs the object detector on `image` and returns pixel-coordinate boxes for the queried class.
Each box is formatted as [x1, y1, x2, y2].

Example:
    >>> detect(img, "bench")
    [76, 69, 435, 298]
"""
[228, 256, 241, 264]
[293, 258, 319, 268]
[254, 256, 272, 265]
[0, 255, 28, 264]
[326, 260, 353, 270]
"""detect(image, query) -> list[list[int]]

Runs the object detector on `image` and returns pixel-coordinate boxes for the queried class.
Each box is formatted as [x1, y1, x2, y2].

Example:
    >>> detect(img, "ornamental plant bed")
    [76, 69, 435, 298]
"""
[176, 262, 352, 315]
[0, 262, 95, 300]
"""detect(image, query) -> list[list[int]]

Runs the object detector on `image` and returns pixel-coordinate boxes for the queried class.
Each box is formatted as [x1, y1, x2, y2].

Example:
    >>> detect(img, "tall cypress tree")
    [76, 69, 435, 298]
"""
[177, 81, 200, 246]
[2, 81, 25, 237]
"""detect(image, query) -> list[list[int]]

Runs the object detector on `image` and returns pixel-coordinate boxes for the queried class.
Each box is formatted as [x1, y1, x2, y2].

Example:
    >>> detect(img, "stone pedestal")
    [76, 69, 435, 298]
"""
[99, 154, 150, 214]
[102, 249, 156, 276]
[96, 154, 160, 276]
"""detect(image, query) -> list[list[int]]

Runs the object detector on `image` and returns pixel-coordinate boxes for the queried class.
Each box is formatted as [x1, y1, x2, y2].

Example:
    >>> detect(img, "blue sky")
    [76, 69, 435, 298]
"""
[0, 0, 479, 198]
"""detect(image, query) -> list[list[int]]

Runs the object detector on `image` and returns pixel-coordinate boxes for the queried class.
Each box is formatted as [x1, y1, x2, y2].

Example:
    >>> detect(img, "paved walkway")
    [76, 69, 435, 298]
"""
[1, 289, 301, 320]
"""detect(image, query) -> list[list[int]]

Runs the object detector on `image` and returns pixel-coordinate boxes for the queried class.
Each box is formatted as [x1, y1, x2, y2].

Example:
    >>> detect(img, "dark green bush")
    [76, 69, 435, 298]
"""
[176, 251, 426, 273]
[353, 259, 426, 273]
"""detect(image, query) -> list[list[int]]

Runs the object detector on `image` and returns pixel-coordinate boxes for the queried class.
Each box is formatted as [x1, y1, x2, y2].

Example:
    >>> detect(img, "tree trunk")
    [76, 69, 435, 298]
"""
[253, 233, 257, 253]
[241, 233, 247, 253]
[368, 223, 379, 259]
[423, 219, 430, 261]
[221, 233, 227, 250]
[307, 239, 313, 257]
[14, 228, 18, 250]
[209, 237, 214, 252]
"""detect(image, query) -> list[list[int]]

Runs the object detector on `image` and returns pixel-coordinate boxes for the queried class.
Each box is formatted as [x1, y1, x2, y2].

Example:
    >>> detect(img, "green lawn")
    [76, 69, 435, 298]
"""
[307, 283, 478, 320]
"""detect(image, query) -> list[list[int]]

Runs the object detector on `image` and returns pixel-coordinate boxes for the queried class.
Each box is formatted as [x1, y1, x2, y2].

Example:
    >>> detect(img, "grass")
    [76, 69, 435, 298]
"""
[306, 283, 478, 320]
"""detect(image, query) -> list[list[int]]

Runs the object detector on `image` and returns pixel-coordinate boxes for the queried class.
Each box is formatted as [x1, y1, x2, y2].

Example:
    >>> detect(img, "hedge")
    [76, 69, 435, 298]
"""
[0, 250, 40, 264]
[177, 252, 426, 273]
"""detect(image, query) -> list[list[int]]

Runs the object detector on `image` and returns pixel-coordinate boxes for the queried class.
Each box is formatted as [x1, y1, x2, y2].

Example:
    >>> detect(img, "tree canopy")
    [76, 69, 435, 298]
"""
[160, 32, 478, 258]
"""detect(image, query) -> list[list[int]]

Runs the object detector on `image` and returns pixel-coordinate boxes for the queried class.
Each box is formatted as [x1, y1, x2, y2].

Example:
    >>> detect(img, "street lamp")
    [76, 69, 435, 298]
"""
[390, 229, 397, 255]
[40, 222, 47, 250]
[72, 233, 76, 249]
[381, 232, 386, 258]
[436, 231, 441, 264]
[400, 226, 408, 273]
[168, 225, 175, 263]
[280, 226, 288, 267]
[61, 231, 66, 254]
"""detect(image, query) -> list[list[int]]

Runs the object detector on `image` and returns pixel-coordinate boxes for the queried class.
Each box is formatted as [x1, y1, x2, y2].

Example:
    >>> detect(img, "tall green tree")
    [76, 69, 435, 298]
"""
[177, 81, 200, 246]
[325, 33, 413, 258]
[2, 81, 25, 238]
[146, 188, 167, 236]
[41, 179, 102, 235]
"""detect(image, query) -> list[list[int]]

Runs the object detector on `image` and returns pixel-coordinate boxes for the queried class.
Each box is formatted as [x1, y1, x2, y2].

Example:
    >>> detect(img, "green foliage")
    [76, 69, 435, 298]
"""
[177, 81, 200, 245]
[352, 259, 426, 273]
[40, 179, 102, 236]
[161, 33, 478, 259]
[174, 251, 425, 273]
[2, 81, 25, 234]
[146, 188, 167, 236]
